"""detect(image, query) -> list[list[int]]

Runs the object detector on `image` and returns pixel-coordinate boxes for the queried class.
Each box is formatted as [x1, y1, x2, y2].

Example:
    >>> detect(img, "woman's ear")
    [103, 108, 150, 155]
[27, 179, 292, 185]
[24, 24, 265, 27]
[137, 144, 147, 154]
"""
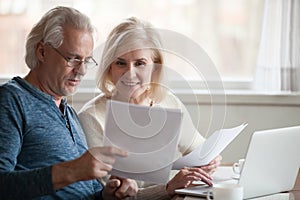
[36, 41, 46, 62]
[152, 63, 160, 75]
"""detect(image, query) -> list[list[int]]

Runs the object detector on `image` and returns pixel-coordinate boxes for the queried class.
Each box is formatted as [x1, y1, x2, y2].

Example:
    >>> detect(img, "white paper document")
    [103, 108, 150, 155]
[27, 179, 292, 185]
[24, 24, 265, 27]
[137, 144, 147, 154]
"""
[172, 123, 248, 170]
[103, 100, 183, 184]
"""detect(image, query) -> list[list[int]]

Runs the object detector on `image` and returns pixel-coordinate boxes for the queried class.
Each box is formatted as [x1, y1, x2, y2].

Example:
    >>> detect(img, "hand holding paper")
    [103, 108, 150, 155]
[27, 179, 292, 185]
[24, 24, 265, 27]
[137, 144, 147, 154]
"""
[103, 99, 247, 184]
[172, 123, 248, 170]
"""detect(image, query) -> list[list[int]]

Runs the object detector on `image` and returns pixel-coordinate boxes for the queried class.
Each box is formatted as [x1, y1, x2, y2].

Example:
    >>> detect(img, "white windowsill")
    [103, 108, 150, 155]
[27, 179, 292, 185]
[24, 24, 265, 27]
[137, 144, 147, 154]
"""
[71, 88, 300, 106]
[2, 77, 300, 106]
[173, 89, 300, 106]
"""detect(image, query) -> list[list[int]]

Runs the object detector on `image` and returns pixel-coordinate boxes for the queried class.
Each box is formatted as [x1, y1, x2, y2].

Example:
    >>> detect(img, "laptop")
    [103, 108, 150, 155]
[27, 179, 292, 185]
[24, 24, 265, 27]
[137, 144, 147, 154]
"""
[175, 125, 300, 199]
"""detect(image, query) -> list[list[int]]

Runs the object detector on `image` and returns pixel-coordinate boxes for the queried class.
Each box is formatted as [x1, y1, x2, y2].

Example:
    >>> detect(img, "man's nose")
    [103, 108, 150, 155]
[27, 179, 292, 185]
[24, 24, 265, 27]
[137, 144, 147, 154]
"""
[74, 62, 87, 75]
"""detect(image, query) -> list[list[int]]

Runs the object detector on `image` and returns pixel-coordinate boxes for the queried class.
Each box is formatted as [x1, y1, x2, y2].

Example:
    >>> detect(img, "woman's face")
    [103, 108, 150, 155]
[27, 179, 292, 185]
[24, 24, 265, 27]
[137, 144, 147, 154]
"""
[110, 49, 155, 103]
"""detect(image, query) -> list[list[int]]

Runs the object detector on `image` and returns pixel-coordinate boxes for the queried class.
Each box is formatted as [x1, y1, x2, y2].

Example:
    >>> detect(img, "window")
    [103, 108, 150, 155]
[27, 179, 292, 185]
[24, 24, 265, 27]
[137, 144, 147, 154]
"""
[0, 0, 264, 88]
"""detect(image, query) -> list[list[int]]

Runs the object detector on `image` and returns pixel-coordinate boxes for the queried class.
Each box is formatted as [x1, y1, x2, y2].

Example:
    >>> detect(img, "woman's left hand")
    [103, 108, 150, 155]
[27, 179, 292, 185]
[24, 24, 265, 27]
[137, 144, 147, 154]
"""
[200, 155, 222, 174]
[166, 167, 213, 197]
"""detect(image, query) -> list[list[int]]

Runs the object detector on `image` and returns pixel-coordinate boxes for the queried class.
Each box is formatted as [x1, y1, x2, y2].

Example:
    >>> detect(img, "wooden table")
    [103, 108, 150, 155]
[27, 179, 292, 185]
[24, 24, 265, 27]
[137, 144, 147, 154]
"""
[173, 191, 300, 200]
[172, 168, 300, 200]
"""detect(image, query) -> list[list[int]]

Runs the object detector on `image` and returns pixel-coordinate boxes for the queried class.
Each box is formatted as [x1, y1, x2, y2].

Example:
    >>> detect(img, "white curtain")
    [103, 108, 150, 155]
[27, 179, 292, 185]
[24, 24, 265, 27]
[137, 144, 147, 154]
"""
[253, 0, 300, 92]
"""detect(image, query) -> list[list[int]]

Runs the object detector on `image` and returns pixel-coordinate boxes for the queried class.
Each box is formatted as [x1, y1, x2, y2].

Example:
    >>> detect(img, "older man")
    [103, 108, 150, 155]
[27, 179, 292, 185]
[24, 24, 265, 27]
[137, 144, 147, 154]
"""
[0, 6, 136, 200]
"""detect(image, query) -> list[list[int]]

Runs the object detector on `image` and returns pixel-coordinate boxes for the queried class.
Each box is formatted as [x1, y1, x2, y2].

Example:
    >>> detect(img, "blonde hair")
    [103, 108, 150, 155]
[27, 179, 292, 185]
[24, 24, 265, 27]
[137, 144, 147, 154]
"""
[25, 6, 95, 69]
[97, 17, 165, 102]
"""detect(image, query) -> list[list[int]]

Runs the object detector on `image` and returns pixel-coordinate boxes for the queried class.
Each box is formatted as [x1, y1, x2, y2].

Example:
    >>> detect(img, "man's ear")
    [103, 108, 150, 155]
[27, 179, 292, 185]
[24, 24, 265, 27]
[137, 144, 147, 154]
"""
[36, 41, 46, 62]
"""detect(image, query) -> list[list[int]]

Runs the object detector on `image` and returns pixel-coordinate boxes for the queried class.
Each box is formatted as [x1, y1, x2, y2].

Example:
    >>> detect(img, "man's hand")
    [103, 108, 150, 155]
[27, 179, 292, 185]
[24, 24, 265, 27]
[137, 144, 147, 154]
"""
[102, 176, 138, 200]
[52, 146, 128, 190]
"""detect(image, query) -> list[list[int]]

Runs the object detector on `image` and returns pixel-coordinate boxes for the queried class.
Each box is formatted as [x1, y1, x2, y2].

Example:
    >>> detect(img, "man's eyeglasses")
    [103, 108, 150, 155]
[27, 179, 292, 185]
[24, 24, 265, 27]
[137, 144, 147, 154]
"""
[48, 44, 98, 69]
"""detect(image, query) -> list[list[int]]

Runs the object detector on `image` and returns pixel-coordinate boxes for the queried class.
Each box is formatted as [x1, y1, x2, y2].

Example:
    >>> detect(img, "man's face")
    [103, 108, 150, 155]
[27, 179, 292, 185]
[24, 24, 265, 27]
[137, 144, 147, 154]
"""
[38, 25, 94, 98]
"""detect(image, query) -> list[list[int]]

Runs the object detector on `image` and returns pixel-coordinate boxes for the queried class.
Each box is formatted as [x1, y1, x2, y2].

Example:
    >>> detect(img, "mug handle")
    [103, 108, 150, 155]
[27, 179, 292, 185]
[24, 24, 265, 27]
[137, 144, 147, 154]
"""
[232, 162, 240, 174]
[206, 190, 213, 200]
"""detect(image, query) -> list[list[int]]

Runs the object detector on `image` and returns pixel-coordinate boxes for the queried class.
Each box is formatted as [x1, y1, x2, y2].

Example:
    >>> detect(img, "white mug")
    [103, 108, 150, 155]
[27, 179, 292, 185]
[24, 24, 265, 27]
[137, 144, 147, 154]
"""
[207, 184, 244, 200]
[233, 158, 245, 175]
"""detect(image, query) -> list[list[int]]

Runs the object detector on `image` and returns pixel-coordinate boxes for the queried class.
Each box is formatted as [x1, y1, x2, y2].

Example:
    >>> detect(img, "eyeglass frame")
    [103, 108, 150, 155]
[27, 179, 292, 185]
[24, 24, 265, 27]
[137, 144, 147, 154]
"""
[47, 43, 98, 69]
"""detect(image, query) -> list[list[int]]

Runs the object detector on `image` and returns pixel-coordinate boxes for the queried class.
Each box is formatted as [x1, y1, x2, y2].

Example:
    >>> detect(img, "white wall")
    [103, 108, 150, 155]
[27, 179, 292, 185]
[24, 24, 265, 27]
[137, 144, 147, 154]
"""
[69, 90, 300, 163]
[180, 92, 300, 163]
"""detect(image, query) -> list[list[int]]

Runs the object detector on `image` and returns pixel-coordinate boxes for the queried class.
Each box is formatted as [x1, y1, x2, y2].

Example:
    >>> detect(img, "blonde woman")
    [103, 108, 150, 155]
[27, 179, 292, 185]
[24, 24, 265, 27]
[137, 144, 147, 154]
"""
[79, 17, 221, 199]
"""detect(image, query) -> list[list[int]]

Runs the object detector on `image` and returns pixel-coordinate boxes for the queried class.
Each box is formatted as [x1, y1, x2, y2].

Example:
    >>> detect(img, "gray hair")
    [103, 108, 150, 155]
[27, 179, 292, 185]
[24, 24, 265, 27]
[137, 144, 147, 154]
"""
[97, 17, 165, 101]
[25, 6, 95, 69]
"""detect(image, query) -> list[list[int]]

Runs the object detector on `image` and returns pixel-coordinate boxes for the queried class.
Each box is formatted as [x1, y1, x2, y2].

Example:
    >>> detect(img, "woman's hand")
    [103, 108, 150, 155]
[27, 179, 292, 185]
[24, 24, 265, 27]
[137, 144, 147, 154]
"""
[200, 155, 222, 174]
[166, 167, 213, 197]
[102, 176, 138, 200]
